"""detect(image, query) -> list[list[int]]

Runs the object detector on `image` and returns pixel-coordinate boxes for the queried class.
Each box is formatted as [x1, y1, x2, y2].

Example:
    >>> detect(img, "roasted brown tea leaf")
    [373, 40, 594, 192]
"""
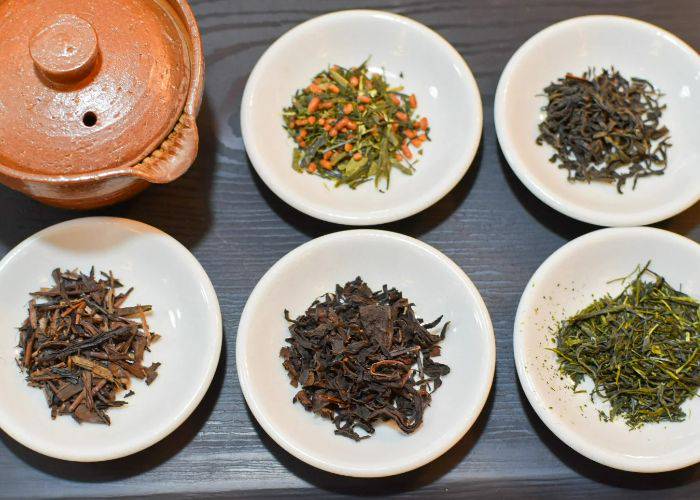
[15, 268, 161, 425]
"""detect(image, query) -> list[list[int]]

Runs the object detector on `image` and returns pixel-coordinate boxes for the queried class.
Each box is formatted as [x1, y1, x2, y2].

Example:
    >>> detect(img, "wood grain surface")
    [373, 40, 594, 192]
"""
[0, 0, 698, 497]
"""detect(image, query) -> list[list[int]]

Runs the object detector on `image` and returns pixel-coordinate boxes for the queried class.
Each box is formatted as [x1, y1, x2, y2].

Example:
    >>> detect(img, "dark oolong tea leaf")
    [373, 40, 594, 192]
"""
[551, 263, 699, 429]
[280, 277, 450, 441]
[15, 268, 161, 425]
[537, 68, 671, 193]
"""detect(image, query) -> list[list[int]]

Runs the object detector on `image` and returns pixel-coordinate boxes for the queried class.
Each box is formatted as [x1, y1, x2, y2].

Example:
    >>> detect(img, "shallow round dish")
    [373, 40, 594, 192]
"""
[0, 217, 222, 461]
[241, 10, 482, 226]
[514, 227, 700, 472]
[237, 230, 495, 477]
[495, 15, 700, 227]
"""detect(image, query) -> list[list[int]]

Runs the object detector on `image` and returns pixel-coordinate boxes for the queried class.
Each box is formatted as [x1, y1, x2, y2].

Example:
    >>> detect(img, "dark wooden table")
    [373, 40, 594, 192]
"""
[1, 1, 698, 497]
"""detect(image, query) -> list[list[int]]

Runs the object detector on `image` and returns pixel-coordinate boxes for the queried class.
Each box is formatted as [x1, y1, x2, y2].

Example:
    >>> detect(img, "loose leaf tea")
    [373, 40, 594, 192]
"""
[15, 268, 161, 424]
[283, 60, 431, 189]
[536, 68, 671, 193]
[280, 278, 450, 440]
[551, 263, 699, 428]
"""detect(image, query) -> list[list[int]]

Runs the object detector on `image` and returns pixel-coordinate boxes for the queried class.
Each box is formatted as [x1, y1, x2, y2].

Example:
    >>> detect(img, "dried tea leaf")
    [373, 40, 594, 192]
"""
[15, 268, 161, 425]
[537, 68, 671, 193]
[281, 277, 450, 441]
[282, 60, 429, 189]
[551, 262, 699, 428]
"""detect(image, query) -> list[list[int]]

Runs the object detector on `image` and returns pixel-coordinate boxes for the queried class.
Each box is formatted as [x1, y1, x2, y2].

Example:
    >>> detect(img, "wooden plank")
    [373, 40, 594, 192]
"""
[0, 0, 698, 497]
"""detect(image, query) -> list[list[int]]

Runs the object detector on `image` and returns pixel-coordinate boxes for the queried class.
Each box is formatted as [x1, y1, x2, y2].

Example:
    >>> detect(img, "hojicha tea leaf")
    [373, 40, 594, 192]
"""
[280, 277, 450, 441]
[15, 268, 161, 425]
[283, 60, 431, 190]
[536, 68, 671, 193]
[551, 263, 699, 429]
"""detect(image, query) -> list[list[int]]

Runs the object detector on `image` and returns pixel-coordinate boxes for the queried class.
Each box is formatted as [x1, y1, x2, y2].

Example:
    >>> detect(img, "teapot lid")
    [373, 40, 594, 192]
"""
[0, 0, 191, 175]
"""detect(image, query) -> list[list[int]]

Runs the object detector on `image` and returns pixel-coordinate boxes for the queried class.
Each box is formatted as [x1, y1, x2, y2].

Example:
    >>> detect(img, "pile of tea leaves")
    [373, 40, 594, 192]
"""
[551, 263, 699, 429]
[283, 60, 430, 189]
[280, 277, 450, 441]
[16, 268, 160, 424]
[536, 68, 671, 193]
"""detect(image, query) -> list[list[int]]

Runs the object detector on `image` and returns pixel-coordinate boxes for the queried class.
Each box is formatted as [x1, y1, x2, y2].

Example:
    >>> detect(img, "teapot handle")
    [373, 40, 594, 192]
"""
[132, 113, 199, 183]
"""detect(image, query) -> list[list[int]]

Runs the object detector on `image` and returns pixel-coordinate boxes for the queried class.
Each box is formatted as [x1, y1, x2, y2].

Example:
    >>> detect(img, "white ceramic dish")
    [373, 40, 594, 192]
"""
[495, 15, 700, 227]
[237, 230, 494, 477]
[0, 218, 222, 461]
[514, 227, 700, 472]
[241, 10, 482, 226]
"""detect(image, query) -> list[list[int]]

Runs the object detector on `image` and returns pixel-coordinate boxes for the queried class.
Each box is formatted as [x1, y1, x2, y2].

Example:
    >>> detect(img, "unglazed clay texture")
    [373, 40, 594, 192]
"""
[0, 0, 191, 175]
[0, 0, 204, 209]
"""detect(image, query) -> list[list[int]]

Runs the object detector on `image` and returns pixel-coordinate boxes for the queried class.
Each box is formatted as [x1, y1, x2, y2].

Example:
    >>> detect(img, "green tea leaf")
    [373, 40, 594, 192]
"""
[281, 59, 430, 189]
[552, 262, 699, 429]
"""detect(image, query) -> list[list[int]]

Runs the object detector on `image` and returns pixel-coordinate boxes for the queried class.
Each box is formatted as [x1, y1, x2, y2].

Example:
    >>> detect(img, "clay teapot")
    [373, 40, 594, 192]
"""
[0, 0, 204, 209]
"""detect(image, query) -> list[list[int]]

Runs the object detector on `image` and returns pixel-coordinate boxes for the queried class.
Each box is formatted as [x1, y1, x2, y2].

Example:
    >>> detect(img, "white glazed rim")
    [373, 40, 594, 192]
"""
[236, 230, 496, 477]
[513, 226, 700, 472]
[0, 217, 223, 462]
[494, 15, 700, 227]
[241, 10, 483, 226]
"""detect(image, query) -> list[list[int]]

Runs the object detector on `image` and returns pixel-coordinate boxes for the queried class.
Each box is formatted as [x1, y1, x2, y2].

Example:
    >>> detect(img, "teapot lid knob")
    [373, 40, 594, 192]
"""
[29, 14, 98, 84]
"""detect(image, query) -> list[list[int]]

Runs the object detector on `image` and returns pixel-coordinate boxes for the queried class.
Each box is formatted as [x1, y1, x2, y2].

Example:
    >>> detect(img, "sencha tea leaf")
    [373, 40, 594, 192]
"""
[280, 278, 450, 441]
[283, 60, 431, 189]
[15, 268, 161, 424]
[551, 263, 699, 429]
[536, 68, 671, 193]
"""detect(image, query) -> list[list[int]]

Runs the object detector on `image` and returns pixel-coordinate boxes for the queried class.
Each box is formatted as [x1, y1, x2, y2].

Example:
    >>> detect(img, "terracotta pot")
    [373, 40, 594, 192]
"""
[0, 0, 204, 209]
